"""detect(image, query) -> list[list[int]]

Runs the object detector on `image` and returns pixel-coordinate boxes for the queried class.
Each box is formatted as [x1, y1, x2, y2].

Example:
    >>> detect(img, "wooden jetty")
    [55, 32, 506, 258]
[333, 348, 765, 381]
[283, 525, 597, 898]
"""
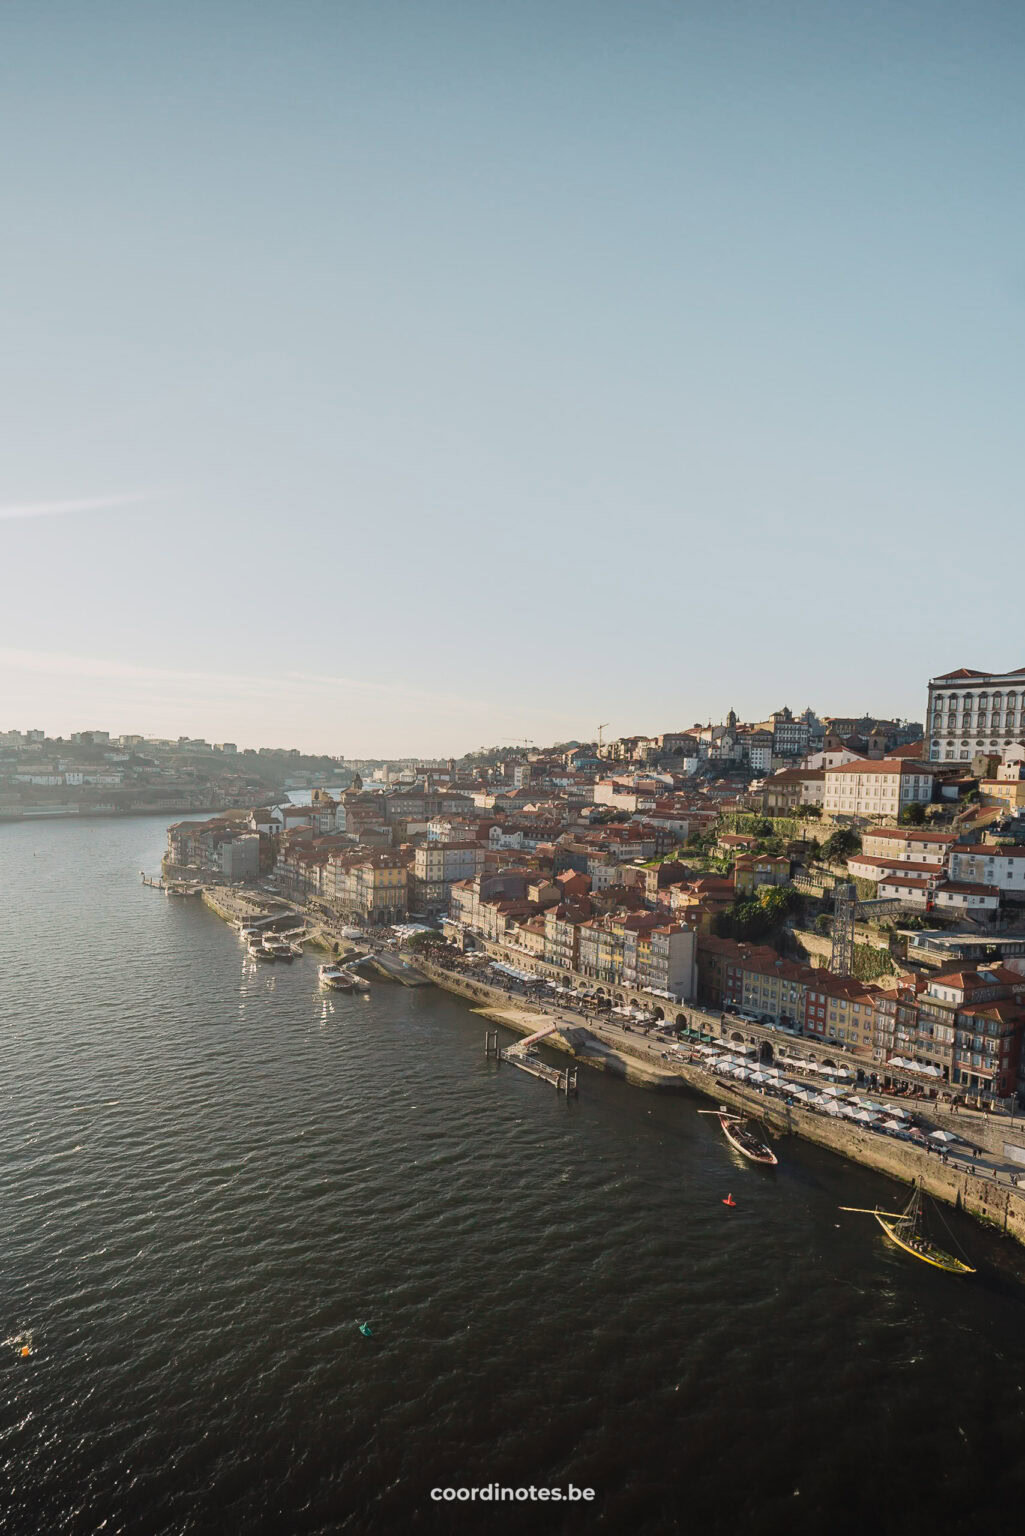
[484, 1027, 579, 1097]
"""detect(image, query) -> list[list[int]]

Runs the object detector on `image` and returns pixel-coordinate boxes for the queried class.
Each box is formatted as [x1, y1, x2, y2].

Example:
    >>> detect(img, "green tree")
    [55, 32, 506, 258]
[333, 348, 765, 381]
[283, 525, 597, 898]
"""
[900, 801, 926, 826]
[756, 884, 799, 921]
[821, 829, 862, 864]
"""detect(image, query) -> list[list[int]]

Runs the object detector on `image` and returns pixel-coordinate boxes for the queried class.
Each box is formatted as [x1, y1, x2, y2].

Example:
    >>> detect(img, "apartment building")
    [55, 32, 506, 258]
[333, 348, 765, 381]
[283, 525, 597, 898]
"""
[622, 922, 695, 1000]
[410, 840, 486, 912]
[859, 827, 955, 865]
[325, 852, 408, 922]
[543, 903, 587, 974]
[875, 967, 1025, 1097]
[948, 844, 1025, 899]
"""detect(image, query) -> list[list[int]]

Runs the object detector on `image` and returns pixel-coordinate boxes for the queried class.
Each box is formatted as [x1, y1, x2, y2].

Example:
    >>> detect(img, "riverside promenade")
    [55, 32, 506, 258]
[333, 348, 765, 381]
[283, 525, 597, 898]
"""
[417, 952, 1025, 1250]
[186, 887, 1025, 1249]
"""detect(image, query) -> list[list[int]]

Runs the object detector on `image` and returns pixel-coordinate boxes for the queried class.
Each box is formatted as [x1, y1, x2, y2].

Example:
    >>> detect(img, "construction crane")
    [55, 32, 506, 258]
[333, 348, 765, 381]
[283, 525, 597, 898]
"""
[597, 722, 610, 749]
[501, 738, 534, 747]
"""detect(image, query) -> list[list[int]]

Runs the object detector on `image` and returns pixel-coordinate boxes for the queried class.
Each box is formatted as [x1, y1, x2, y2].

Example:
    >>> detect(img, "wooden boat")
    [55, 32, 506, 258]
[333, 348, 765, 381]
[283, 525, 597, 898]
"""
[699, 1107, 778, 1166]
[840, 1185, 975, 1274]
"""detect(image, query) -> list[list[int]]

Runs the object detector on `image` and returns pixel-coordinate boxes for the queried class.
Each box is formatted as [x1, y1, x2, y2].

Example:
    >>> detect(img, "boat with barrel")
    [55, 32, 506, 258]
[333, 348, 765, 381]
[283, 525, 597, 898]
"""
[699, 1106, 778, 1166]
[839, 1184, 975, 1274]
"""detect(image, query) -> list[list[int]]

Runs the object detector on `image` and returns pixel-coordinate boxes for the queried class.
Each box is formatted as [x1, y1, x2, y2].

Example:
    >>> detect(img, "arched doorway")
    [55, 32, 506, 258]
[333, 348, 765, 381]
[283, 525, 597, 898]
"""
[653, 1007, 664, 1022]
[759, 1040, 775, 1065]
[731, 1031, 744, 1044]
[676, 1012, 688, 1027]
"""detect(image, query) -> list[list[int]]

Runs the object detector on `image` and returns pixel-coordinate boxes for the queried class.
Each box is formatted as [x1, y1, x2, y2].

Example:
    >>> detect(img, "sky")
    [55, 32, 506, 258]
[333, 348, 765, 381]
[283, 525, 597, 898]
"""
[2, 0, 1023, 756]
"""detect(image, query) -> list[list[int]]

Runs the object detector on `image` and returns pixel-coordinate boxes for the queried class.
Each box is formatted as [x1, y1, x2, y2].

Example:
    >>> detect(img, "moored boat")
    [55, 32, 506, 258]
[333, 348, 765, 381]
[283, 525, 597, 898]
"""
[840, 1185, 975, 1274]
[699, 1106, 778, 1166]
[319, 964, 353, 992]
[248, 940, 275, 962]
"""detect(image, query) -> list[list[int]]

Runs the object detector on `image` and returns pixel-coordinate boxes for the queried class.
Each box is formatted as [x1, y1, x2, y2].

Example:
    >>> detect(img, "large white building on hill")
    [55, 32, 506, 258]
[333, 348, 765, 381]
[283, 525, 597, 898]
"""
[927, 666, 1025, 763]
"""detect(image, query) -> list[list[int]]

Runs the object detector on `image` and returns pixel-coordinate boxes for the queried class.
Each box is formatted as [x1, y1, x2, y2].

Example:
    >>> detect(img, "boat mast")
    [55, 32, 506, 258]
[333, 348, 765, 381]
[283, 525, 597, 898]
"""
[896, 1183, 922, 1238]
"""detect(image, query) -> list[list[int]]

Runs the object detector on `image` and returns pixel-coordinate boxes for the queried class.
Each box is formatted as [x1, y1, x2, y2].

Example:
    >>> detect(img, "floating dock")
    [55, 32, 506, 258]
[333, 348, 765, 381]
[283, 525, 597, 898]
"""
[485, 1027, 579, 1096]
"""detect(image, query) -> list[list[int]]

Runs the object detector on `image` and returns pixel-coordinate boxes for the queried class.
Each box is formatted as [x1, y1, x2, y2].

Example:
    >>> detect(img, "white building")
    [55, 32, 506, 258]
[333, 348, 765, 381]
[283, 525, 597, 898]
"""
[860, 828, 955, 866]
[927, 665, 1025, 763]
[823, 760, 934, 819]
[948, 845, 1025, 898]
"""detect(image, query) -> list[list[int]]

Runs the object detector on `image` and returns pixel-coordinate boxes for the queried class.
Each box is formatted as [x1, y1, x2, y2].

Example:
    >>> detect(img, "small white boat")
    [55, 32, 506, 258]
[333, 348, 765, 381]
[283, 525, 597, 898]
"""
[248, 941, 275, 962]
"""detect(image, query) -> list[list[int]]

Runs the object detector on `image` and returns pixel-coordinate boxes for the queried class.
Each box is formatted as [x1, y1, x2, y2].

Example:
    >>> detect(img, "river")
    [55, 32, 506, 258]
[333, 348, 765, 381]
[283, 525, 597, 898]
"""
[2, 814, 1025, 1533]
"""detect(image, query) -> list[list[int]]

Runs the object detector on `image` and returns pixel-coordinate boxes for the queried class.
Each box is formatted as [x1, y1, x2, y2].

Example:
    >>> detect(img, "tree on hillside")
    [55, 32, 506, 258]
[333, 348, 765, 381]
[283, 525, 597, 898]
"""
[900, 801, 927, 826]
[821, 829, 861, 864]
[756, 884, 800, 922]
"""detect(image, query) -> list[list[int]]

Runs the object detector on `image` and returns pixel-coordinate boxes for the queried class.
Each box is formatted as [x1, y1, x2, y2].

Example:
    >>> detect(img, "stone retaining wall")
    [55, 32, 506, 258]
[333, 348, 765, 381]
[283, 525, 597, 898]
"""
[424, 961, 1025, 1248]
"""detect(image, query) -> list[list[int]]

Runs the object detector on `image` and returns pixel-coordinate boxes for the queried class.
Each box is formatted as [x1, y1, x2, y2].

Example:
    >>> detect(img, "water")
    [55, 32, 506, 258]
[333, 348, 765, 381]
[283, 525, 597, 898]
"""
[3, 816, 1025, 1533]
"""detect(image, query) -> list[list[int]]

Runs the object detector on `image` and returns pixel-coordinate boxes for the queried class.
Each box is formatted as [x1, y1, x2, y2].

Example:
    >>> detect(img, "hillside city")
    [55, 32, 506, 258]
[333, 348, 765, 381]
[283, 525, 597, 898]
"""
[7, 663, 1025, 1107]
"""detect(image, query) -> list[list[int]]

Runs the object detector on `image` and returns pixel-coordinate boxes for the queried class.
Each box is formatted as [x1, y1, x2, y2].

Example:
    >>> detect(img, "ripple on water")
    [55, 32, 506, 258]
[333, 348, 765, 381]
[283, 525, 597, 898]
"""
[3, 817, 1025, 1533]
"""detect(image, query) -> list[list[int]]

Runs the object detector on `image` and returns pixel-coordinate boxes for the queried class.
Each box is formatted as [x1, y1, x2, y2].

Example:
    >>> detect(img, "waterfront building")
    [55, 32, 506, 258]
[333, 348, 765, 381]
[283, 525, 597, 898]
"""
[164, 816, 261, 880]
[325, 852, 409, 923]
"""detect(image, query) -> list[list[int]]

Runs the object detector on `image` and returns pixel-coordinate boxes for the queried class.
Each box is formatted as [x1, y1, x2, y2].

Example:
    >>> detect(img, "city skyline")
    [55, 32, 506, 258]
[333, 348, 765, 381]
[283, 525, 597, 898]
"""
[1, 680, 926, 762]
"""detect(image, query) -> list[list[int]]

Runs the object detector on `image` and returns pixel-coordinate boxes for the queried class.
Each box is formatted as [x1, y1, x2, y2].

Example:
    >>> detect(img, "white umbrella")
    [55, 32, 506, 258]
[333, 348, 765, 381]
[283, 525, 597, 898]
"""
[853, 1109, 878, 1123]
[882, 1119, 906, 1131]
[822, 1084, 845, 1098]
[930, 1129, 958, 1143]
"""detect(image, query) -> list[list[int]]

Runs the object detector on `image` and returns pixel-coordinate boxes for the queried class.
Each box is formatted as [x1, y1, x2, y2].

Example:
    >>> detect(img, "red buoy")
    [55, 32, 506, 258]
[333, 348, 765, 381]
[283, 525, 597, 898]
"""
[722, 1194, 737, 1207]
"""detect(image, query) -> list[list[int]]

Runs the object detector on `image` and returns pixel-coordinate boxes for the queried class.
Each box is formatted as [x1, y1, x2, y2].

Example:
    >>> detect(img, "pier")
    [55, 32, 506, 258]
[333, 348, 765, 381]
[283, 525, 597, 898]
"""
[485, 1026, 579, 1097]
[141, 872, 202, 896]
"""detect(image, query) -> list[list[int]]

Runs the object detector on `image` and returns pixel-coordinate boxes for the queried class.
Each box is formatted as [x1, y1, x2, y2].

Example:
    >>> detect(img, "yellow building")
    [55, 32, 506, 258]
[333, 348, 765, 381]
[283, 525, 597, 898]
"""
[980, 779, 1025, 812]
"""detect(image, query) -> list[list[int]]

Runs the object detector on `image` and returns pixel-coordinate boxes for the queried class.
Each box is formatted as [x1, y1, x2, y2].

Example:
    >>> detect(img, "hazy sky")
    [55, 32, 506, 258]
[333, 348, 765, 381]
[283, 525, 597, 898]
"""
[2, 1, 1023, 756]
